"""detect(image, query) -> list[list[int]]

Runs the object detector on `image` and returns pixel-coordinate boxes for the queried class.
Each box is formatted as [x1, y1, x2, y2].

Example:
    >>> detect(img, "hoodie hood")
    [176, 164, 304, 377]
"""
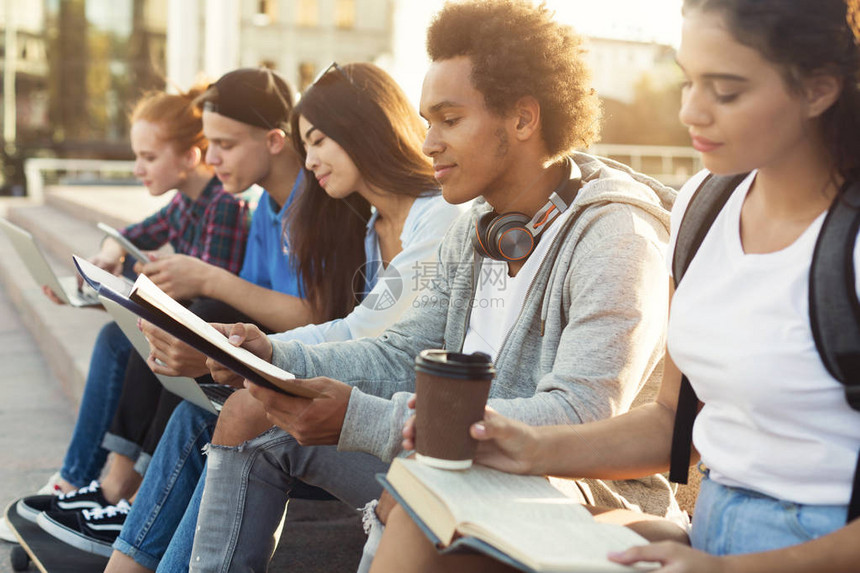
[572, 151, 675, 235]
[465, 152, 678, 337]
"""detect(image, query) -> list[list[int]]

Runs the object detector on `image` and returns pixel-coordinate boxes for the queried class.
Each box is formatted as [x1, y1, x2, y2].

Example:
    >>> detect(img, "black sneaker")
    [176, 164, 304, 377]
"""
[36, 499, 131, 557]
[16, 481, 109, 523]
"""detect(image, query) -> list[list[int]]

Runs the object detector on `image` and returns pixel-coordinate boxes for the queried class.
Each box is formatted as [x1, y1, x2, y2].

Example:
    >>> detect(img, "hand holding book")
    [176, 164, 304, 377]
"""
[73, 256, 318, 399]
[205, 322, 273, 386]
[141, 318, 214, 379]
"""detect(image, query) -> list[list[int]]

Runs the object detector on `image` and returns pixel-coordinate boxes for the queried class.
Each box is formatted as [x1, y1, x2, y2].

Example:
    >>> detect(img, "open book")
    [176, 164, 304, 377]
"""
[73, 256, 319, 398]
[379, 458, 655, 573]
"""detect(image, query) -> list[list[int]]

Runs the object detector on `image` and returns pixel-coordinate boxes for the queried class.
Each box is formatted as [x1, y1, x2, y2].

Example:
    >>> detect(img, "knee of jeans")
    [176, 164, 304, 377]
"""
[360, 500, 380, 535]
[212, 390, 272, 447]
[203, 427, 281, 455]
[170, 401, 217, 435]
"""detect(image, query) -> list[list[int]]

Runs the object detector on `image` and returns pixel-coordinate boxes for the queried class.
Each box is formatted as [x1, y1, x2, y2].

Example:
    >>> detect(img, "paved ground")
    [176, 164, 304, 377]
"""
[0, 282, 76, 572]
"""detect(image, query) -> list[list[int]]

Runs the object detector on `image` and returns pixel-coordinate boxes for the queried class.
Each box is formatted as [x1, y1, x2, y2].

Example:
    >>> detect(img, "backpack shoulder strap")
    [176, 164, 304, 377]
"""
[809, 182, 860, 522]
[809, 182, 860, 410]
[669, 172, 749, 484]
[672, 173, 750, 287]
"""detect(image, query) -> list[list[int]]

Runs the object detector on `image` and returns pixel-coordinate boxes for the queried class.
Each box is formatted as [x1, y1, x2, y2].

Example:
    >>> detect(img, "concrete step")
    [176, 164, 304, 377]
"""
[0, 205, 111, 405]
[45, 184, 172, 230]
[0, 190, 369, 572]
[5, 203, 106, 272]
[0, 186, 171, 402]
[0, 266, 78, 573]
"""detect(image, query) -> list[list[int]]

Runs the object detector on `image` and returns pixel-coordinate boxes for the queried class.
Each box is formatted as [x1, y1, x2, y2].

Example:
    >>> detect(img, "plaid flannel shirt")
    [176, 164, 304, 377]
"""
[120, 177, 250, 273]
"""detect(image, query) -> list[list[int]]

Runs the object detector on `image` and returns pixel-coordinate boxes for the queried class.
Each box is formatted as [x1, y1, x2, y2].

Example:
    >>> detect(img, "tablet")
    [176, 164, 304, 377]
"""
[97, 222, 150, 265]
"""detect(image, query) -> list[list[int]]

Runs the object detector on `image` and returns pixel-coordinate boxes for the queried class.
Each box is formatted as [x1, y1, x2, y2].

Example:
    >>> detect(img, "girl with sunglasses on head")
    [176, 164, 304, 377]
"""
[373, 1, 860, 572]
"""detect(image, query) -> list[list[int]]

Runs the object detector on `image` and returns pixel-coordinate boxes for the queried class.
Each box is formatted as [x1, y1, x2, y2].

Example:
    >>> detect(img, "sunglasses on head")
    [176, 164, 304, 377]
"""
[310, 62, 353, 88]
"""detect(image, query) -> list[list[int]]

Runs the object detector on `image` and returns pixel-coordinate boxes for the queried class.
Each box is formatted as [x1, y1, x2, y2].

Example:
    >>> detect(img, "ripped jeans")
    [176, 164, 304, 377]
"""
[189, 427, 388, 573]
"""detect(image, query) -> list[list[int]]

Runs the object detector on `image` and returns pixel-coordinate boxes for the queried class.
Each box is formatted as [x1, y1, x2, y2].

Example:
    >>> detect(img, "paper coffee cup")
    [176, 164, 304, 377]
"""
[414, 349, 495, 470]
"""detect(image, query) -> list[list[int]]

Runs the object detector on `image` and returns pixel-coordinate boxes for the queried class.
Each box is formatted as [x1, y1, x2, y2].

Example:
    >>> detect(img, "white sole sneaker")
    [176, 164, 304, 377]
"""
[15, 499, 40, 524]
[35, 512, 113, 558]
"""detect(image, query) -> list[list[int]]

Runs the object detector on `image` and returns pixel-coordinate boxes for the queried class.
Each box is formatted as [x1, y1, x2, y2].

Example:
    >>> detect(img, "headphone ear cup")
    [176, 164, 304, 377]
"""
[486, 213, 534, 261]
[472, 212, 495, 258]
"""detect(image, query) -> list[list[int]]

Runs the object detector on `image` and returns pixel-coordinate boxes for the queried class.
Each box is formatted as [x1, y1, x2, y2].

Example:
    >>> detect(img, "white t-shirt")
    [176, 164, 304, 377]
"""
[668, 170, 860, 505]
[462, 205, 577, 360]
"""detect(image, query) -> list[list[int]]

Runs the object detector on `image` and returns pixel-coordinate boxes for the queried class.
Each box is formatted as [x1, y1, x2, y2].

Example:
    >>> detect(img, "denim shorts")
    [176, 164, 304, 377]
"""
[691, 470, 848, 555]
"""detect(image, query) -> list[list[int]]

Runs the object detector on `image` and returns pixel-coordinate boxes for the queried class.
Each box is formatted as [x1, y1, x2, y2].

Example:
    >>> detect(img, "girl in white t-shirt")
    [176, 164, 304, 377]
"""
[373, 1, 860, 572]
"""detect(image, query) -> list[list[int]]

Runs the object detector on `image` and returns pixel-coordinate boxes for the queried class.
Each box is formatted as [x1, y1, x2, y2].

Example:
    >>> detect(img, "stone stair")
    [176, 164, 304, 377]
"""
[0, 186, 366, 572]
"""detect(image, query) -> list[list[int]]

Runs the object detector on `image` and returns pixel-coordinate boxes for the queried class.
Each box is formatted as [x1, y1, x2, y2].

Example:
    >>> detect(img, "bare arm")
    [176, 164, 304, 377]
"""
[508, 348, 686, 480]
[408, 280, 697, 480]
[610, 518, 860, 573]
[200, 265, 316, 332]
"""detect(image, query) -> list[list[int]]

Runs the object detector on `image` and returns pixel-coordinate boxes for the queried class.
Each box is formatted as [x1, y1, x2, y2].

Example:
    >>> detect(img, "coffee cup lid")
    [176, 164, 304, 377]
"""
[414, 349, 496, 380]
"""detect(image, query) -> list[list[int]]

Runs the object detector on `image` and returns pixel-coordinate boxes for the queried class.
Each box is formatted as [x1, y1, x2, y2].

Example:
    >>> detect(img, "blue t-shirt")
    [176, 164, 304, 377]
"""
[238, 174, 303, 297]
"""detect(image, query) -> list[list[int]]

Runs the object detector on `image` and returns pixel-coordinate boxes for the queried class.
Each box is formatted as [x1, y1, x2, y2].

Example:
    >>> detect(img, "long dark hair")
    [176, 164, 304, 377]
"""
[287, 63, 438, 322]
[683, 0, 860, 184]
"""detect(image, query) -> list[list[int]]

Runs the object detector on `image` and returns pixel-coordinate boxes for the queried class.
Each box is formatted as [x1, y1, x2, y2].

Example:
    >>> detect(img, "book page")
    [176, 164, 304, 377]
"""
[130, 274, 295, 383]
[396, 459, 651, 572]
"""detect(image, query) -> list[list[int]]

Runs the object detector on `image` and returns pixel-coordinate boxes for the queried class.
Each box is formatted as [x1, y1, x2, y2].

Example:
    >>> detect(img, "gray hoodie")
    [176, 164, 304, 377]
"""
[271, 152, 679, 516]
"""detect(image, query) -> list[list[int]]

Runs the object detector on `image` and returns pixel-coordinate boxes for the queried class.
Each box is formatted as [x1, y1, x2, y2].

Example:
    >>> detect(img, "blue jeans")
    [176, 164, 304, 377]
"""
[189, 427, 388, 573]
[157, 466, 207, 572]
[691, 474, 848, 555]
[61, 321, 132, 486]
[113, 401, 216, 571]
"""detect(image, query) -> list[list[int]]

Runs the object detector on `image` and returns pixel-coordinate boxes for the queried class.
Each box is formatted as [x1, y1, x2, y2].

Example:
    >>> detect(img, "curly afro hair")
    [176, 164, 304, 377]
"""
[427, 0, 600, 160]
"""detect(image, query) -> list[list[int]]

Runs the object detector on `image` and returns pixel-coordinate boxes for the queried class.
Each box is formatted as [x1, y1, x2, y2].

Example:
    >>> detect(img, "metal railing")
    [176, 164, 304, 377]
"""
[20, 145, 702, 203]
[24, 158, 137, 203]
[589, 143, 702, 189]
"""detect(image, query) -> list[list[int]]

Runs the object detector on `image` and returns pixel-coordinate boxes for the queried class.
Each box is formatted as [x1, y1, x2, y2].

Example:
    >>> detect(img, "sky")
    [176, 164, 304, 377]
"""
[546, 0, 683, 46]
[391, 0, 684, 106]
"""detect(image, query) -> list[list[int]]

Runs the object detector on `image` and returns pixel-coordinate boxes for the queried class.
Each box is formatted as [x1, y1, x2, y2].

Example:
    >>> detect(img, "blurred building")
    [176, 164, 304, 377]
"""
[1, 0, 167, 159]
[583, 36, 676, 105]
[168, 0, 395, 94]
[1, 0, 50, 193]
[2, 0, 688, 194]
[46, 0, 167, 155]
[1, 0, 49, 142]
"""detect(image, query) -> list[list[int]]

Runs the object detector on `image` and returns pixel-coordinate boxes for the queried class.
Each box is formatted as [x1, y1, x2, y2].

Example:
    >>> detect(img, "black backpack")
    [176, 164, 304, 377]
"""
[669, 173, 860, 523]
